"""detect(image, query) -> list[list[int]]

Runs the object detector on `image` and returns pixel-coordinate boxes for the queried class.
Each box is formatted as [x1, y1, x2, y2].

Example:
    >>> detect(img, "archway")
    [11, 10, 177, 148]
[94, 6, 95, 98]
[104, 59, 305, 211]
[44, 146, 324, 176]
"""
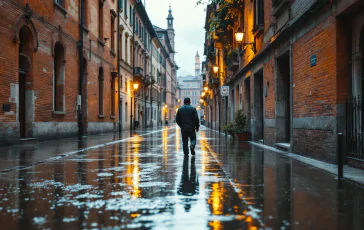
[18, 26, 34, 138]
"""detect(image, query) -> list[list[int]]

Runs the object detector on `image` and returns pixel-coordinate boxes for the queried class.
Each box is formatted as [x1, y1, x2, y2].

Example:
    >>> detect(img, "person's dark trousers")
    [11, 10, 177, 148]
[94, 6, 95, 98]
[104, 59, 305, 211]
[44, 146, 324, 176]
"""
[181, 129, 196, 155]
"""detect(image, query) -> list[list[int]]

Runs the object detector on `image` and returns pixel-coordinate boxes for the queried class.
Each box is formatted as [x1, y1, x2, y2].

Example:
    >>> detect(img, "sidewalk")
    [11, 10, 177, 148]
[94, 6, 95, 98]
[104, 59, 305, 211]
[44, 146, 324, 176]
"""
[250, 142, 364, 186]
[0, 127, 168, 174]
[205, 126, 364, 186]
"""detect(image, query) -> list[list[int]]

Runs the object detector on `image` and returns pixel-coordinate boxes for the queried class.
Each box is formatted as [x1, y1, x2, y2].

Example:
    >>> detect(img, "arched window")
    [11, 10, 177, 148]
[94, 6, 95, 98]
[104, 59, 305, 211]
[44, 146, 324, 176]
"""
[98, 67, 104, 116]
[98, 0, 104, 39]
[125, 36, 128, 63]
[120, 33, 123, 60]
[130, 39, 132, 65]
[54, 42, 65, 112]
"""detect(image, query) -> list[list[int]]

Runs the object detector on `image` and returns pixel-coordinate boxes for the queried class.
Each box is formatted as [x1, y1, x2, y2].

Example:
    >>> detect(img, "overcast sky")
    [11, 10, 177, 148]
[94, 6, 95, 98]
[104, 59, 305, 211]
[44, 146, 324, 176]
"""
[145, 0, 206, 77]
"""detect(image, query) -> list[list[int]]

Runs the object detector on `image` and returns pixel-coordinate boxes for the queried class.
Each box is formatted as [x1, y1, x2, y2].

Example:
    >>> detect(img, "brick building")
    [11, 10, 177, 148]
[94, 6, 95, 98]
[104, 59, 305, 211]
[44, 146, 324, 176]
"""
[0, 0, 119, 145]
[0, 0, 178, 145]
[203, 0, 364, 167]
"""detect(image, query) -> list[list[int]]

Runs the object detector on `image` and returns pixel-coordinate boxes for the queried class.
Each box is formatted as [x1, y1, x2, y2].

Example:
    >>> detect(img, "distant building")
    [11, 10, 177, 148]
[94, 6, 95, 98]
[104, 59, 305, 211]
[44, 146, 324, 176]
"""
[195, 51, 201, 76]
[178, 76, 203, 117]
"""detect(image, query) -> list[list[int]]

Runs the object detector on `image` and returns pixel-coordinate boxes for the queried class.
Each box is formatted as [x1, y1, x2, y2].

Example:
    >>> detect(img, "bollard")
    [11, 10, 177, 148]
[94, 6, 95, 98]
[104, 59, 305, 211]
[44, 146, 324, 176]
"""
[337, 133, 344, 179]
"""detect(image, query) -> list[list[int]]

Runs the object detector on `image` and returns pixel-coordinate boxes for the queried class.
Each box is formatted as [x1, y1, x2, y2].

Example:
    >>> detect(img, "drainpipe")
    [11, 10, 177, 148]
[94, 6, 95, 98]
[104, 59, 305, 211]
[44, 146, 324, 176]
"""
[117, 0, 122, 134]
[78, 0, 84, 139]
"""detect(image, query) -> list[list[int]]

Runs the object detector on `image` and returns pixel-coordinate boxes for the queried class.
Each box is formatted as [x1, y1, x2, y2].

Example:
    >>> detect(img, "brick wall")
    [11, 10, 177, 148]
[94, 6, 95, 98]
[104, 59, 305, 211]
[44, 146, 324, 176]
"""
[264, 57, 275, 119]
[292, 16, 337, 118]
[293, 129, 336, 163]
[0, 0, 118, 144]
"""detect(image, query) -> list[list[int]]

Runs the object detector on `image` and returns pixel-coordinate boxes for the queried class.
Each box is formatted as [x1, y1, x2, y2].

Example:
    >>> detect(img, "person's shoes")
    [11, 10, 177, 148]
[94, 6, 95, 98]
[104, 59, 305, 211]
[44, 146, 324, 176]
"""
[190, 145, 195, 155]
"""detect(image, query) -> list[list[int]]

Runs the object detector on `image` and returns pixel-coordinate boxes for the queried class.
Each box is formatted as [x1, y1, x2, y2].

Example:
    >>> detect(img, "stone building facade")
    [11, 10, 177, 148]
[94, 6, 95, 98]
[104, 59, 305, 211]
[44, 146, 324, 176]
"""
[203, 0, 364, 167]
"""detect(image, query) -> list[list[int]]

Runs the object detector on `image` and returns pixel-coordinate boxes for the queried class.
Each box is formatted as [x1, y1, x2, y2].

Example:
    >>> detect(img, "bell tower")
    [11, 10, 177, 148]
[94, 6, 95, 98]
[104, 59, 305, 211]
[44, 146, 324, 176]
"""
[195, 51, 200, 76]
[167, 5, 175, 62]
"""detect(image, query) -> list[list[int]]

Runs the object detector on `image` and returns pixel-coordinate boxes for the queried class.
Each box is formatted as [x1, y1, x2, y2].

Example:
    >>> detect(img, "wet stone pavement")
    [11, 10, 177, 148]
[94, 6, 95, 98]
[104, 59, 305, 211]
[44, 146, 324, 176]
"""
[0, 126, 363, 229]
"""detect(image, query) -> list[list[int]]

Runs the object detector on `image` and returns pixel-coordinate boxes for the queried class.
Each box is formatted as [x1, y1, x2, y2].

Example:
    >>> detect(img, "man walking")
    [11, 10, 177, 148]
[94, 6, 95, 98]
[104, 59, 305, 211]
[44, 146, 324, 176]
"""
[176, 98, 200, 155]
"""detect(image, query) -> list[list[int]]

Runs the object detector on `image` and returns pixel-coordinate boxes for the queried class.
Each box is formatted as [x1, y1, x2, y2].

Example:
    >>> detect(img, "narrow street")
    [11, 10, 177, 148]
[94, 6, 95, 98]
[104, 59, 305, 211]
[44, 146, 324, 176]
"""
[0, 126, 363, 229]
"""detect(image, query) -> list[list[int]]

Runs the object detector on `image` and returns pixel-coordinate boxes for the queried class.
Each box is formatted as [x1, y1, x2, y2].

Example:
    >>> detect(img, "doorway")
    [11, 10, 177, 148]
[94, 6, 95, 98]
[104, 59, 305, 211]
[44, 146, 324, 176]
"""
[244, 78, 251, 129]
[254, 70, 264, 141]
[19, 73, 26, 137]
[18, 26, 34, 138]
[276, 52, 291, 143]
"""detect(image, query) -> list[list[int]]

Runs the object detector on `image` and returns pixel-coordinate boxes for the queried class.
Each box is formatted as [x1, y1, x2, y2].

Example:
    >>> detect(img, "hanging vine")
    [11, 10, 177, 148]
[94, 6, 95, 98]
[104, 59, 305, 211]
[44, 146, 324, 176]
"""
[197, 0, 243, 37]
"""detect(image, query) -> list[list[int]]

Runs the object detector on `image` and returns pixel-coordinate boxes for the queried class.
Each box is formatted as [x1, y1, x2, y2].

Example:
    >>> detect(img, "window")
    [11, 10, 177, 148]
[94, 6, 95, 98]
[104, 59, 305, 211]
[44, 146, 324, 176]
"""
[111, 15, 115, 51]
[129, 6, 132, 25]
[120, 33, 123, 60]
[124, 0, 127, 17]
[53, 42, 65, 112]
[125, 102, 128, 122]
[55, 0, 65, 8]
[125, 77, 128, 92]
[125, 35, 128, 63]
[136, 17, 139, 34]
[98, 67, 104, 116]
[129, 39, 132, 65]
[254, 0, 264, 26]
[98, 0, 104, 39]
[118, 0, 122, 11]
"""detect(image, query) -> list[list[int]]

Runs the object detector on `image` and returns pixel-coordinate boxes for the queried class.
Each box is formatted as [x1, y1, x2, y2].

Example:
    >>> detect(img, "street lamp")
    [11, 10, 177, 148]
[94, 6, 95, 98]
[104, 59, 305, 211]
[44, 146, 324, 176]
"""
[212, 64, 219, 74]
[130, 82, 139, 135]
[235, 27, 256, 53]
[234, 28, 244, 43]
[201, 92, 206, 97]
[133, 83, 139, 91]
[204, 86, 208, 92]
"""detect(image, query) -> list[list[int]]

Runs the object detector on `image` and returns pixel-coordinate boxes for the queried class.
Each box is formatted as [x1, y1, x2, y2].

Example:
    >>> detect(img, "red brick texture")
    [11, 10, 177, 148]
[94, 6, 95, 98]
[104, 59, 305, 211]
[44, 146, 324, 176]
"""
[292, 16, 337, 118]
[293, 129, 336, 163]
[263, 57, 275, 119]
[0, 0, 118, 144]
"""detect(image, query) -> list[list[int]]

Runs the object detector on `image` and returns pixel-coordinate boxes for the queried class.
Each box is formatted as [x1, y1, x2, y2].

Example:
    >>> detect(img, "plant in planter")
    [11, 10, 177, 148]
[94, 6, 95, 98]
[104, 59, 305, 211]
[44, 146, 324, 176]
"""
[225, 48, 239, 66]
[222, 121, 235, 136]
[222, 109, 251, 141]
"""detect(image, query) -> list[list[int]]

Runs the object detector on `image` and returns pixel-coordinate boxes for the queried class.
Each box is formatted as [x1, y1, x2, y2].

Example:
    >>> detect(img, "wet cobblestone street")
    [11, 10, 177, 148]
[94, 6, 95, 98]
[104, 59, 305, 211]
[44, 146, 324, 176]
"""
[0, 126, 363, 229]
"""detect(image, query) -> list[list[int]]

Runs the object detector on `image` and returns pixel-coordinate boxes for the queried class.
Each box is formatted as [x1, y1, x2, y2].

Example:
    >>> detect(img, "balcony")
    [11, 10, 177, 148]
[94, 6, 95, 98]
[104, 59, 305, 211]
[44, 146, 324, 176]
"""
[133, 67, 144, 81]
[225, 49, 239, 71]
[227, 58, 239, 71]
[209, 77, 219, 88]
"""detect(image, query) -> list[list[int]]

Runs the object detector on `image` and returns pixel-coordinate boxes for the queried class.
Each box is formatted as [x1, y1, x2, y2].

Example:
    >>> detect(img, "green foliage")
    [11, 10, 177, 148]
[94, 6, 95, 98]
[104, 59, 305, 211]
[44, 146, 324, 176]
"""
[225, 48, 239, 66]
[222, 109, 249, 134]
[197, 0, 243, 37]
[233, 109, 248, 133]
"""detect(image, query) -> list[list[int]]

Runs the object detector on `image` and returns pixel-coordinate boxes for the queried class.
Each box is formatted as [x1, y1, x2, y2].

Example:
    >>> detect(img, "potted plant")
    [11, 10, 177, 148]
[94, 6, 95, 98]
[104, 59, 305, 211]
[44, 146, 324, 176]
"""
[225, 48, 239, 66]
[232, 109, 251, 141]
[222, 121, 235, 136]
[222, 109, 251, 141]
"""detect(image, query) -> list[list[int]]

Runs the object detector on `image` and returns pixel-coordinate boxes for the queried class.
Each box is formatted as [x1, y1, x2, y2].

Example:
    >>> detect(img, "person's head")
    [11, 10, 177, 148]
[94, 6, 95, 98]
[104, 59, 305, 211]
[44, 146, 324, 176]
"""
[184, 98, 191, 105]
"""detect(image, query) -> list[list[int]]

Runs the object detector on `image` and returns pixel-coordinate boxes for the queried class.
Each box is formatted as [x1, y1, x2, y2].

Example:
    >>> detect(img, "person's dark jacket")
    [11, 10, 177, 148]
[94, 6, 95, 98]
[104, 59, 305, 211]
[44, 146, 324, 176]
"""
[176, 104, 200, 131]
